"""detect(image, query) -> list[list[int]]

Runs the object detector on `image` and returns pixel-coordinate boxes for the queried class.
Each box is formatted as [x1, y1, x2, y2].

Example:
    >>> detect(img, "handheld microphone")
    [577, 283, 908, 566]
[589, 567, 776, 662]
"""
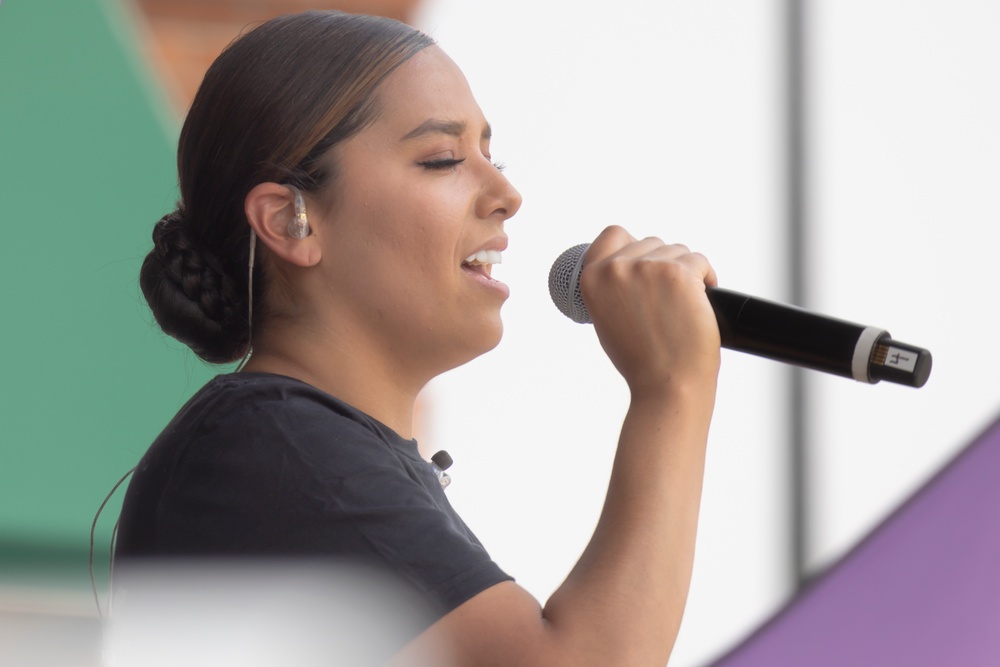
[548, 243, 932, 388]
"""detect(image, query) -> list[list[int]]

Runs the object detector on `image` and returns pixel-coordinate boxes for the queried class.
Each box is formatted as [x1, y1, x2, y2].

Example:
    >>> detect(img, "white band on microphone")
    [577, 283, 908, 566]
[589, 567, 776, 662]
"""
[852, 326, 888, 383]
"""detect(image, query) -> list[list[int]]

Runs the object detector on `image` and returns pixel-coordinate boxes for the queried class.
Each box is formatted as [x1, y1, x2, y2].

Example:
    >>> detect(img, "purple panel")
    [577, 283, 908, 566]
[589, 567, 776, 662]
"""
[709, 413, 1000, 666]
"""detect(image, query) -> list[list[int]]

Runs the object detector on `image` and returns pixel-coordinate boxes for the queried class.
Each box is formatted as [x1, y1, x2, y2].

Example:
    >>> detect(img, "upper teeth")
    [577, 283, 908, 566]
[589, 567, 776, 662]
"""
[464, 249, 503, 265]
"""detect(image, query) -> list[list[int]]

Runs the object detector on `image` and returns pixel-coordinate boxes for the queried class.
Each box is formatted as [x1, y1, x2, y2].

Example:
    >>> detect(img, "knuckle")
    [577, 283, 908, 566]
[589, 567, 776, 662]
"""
[582, 255, 629, 296]
[635, 255, 682, 282]
[604, 255, 633, 281]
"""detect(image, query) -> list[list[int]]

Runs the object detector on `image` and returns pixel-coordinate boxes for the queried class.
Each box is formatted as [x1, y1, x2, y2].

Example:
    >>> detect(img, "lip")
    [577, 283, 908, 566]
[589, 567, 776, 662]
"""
[461, 235, 510, 299]
[461, 267, 510, 299]
[463, 235, 509, 257]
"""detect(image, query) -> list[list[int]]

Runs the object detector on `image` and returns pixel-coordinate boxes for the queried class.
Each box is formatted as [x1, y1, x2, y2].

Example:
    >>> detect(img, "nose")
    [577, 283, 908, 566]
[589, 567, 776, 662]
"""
[477, 162, 522, 222]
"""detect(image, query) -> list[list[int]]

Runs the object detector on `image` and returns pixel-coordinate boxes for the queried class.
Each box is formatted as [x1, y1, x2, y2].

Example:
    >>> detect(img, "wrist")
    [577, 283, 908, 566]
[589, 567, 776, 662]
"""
[626, 365, 719, 408]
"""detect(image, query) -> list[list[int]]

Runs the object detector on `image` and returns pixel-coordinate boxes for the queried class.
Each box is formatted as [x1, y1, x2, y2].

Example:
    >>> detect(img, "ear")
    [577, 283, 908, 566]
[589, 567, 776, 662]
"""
[245, 182, 322, 267]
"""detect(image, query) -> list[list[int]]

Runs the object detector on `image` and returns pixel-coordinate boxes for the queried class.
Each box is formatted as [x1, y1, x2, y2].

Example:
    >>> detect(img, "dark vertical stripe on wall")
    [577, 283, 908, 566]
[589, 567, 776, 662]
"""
[785, 0, 811, 590]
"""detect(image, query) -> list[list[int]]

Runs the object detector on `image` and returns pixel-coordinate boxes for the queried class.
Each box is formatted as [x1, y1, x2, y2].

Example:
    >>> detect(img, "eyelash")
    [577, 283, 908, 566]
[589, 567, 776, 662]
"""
[418, 158, 508, 173]
[419, 158, 465, 170]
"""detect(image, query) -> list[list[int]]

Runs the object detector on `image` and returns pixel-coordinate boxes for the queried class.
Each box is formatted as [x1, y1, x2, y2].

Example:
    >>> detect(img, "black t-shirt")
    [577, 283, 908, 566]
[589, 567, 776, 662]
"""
[115, 372, 510, 623]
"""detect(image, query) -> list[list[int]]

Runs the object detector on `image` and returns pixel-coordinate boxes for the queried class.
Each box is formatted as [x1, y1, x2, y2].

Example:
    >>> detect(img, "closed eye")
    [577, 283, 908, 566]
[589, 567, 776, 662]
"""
[418, 157, 466, 170]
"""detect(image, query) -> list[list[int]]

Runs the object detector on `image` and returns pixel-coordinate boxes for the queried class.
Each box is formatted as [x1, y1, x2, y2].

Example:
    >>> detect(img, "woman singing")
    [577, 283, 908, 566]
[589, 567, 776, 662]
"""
[116, 11, 720, 666]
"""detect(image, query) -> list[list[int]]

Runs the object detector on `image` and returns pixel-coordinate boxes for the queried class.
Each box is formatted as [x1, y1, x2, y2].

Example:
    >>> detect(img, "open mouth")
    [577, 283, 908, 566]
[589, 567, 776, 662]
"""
[462, 249, 502, 278]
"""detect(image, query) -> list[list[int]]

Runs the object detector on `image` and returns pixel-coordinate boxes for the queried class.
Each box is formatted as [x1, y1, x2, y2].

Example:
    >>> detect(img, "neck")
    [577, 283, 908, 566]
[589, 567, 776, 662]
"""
[241, 324, 428, 440]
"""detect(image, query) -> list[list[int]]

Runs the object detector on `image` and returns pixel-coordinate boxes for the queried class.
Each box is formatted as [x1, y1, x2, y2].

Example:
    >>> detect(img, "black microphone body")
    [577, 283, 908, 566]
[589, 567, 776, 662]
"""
[548, 244, 931, 388]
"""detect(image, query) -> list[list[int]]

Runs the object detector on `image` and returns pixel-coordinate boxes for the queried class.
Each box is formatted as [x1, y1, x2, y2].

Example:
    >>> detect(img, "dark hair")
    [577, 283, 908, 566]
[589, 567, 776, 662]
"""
[139, 11, 434, 363]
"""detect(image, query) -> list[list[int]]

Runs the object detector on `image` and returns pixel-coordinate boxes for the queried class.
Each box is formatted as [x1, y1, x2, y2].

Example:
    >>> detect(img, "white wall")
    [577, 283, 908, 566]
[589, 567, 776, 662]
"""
[808, 0, 1000, 570]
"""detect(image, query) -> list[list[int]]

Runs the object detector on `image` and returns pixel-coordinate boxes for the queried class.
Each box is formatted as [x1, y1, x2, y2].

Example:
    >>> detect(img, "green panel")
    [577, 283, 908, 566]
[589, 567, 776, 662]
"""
[0, 0, 220, 587]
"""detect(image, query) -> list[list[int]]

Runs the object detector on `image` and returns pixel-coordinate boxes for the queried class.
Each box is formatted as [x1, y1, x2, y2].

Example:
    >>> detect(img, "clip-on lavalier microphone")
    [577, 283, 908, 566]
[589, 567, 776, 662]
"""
[430, 450, 453, 489]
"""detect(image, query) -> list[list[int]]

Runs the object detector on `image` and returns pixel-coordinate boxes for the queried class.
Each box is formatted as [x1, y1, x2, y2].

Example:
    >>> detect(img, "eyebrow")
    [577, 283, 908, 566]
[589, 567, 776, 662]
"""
[400, 119, 492, 142]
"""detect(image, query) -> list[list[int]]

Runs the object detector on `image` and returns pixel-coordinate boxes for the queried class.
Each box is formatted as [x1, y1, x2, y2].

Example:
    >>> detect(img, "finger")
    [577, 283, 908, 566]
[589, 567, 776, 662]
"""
[581, 226, 638, 269]
[640, 247, 718, 289]
[583, 231, 718, 299]
[581, 235, 671, 304]
[687, 252, 718, 288]
[605, 236, 677, 262]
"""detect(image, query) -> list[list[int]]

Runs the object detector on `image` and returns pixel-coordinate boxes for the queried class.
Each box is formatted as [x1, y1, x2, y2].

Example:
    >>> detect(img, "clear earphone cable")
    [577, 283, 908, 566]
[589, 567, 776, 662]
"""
[235, 229, 256, 372]
[89, 466, 135, 620]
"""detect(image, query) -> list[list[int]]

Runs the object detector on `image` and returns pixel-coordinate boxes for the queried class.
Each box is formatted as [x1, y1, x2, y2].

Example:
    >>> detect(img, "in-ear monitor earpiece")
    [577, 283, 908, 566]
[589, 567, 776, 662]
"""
[287, 185, 310, 239]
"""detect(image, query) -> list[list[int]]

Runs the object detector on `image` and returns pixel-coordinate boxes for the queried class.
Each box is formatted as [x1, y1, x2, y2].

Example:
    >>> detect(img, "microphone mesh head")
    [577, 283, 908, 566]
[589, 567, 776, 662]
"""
[548, 243, 592, 323]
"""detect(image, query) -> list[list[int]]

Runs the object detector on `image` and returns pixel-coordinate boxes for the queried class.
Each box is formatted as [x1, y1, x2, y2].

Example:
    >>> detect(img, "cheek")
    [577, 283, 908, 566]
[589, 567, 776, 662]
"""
[375, 188, 467, 266]
[331, 216, 443, 316]
[331, 171, 471, 299]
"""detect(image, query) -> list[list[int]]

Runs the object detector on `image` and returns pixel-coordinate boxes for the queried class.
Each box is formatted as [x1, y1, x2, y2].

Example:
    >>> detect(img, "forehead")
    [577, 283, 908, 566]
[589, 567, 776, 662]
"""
[369, 46, 487, 135]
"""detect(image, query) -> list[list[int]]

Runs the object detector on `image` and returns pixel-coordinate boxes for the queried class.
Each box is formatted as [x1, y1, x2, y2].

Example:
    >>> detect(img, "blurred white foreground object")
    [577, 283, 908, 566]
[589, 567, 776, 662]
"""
[106, 560, 445, 667]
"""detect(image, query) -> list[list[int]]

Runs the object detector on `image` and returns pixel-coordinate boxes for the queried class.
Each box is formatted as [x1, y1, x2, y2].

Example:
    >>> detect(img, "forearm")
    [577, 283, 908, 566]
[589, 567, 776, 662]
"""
[391, 384, 716, 667]
[542, 379, 716, 666]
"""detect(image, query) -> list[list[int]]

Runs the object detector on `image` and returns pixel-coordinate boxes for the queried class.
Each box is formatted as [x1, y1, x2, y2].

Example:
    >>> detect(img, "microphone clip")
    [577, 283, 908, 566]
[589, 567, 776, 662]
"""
[430, 450, 453, 489]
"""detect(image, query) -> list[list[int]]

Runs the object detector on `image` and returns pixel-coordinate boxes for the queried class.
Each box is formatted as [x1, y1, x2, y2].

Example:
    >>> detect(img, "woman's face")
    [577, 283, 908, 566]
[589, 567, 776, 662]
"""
[312, 46, 522, 377]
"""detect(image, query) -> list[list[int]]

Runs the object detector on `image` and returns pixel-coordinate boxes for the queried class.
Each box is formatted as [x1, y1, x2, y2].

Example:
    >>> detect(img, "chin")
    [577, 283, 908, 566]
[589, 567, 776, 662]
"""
[481, 315, 504, 352]
[444, 319, 504, 371]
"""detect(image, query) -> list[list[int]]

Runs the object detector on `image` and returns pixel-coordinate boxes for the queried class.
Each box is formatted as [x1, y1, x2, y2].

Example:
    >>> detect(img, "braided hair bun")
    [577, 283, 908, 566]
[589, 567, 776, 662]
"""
[139, 212, 249, 363]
